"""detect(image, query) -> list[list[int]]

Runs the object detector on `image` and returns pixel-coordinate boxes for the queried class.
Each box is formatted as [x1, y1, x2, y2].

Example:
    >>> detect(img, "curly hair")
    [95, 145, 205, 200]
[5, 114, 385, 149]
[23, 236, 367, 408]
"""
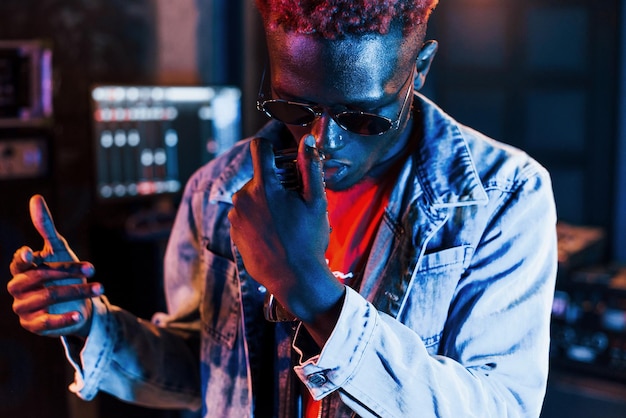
[254, 0, 439, 38]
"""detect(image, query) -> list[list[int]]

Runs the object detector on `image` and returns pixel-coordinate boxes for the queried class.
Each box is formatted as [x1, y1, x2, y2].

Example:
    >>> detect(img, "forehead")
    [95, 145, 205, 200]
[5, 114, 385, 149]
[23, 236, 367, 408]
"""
[265, 28, 419, 101]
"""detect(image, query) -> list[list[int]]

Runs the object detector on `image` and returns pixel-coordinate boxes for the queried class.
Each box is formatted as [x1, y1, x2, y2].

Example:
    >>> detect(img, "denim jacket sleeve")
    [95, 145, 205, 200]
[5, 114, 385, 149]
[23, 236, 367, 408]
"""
[61, 295, 202, 409]
[294, 110, 558, 417]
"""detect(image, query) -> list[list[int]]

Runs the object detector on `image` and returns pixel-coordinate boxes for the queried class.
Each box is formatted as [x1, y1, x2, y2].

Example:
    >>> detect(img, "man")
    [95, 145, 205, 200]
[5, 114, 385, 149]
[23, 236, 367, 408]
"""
[7, 1, 558, 417]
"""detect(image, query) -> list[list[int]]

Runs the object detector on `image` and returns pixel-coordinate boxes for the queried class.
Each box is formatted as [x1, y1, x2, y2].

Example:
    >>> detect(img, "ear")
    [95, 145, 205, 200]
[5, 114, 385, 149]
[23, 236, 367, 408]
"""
[414, 40, 438, 91]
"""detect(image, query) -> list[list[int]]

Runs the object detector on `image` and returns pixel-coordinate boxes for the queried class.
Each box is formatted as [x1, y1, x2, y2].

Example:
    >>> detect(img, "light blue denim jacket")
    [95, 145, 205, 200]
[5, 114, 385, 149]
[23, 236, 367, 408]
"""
[63, 93, 558, 418]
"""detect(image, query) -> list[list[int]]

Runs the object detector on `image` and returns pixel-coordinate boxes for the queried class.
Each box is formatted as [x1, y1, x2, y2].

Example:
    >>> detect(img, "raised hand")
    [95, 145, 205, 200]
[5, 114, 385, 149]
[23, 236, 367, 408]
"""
[229, 136, 344, 343]
[7, 195, 103, 337]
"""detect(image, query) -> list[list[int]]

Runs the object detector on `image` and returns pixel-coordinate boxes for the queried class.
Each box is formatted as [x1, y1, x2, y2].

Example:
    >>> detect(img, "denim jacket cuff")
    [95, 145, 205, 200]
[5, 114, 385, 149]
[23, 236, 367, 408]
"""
[293, 287, 377, 400]
[61, 295, 117, 400]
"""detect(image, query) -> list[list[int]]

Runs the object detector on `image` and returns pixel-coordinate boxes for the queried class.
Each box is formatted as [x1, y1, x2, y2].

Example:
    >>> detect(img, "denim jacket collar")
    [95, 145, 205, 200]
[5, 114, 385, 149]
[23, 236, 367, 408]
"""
[411, 94, 488, 209]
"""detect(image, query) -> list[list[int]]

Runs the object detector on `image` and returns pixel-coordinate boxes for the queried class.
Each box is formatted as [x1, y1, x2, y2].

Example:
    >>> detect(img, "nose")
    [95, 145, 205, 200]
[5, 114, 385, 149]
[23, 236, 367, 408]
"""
[310, 113, 346, 154]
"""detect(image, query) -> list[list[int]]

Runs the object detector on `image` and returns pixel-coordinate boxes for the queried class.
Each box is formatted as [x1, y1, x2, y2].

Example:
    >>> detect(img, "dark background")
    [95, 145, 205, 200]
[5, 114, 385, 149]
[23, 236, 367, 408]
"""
[1, 0, 625, 417]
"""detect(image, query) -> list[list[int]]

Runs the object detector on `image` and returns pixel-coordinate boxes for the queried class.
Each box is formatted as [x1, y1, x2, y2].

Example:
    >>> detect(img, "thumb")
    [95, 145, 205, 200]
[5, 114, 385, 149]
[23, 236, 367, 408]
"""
[29, 194, 78, 262]
[298, 134, 325, 202]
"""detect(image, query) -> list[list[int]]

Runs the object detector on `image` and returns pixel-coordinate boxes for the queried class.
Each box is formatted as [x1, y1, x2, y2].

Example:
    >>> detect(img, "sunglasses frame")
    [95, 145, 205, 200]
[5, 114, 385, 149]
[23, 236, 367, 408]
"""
[256, 64, 414, 136]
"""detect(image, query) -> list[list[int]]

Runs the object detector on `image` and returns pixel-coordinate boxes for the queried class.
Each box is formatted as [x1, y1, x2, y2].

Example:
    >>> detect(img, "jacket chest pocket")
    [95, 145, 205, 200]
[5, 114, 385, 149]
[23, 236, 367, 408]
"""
[397, 245, 472, 354]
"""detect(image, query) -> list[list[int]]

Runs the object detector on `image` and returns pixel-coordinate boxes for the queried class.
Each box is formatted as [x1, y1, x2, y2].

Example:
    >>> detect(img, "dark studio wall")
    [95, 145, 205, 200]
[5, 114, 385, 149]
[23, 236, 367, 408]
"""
[616, 0, 626, 263]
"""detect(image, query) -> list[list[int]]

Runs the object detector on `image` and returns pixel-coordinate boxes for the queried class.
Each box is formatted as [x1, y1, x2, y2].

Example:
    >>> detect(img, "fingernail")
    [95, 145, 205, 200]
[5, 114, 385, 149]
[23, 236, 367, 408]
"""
[81, 264, 95, 276]
[304, 134, 316, 149]
[21, 250, 33, 263]
[92, 283, 104, 295]
[71, 311, 81, 322]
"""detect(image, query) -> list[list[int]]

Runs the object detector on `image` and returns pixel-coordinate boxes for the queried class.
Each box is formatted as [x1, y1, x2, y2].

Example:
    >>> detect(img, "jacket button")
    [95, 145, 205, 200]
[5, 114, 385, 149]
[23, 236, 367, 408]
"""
[308, 372, 327, 386]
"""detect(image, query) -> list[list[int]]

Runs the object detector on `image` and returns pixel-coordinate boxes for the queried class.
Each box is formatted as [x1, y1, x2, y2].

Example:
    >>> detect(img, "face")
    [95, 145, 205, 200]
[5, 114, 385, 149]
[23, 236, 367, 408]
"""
[264, 26, 424, 190]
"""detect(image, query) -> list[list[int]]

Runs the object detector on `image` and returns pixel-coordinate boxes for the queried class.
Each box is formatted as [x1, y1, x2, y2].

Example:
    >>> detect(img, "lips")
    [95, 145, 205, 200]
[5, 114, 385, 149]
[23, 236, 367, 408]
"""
[323, 160, 349, 184]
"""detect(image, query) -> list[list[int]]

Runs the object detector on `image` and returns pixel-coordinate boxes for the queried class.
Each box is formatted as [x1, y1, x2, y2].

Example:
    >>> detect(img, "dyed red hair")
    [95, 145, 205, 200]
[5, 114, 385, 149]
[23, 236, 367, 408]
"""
[254, 0, 439, 38]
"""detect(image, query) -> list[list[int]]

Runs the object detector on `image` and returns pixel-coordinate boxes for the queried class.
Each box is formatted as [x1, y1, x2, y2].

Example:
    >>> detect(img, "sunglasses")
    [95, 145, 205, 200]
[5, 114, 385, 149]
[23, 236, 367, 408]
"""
[256, 66, 414, 136]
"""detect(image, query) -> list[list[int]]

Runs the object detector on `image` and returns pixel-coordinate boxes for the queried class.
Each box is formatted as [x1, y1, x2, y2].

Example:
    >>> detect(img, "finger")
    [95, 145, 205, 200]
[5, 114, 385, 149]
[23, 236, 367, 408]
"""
[298, 134, 326, 202]
[7, 263, 95, 296]
[19, 311, 83, 336]
[12, 283, 103, 316]
[9, 246, 35, 275]
[29, 194, 77, 261]
[227, 206, 239, 230]
[250, 137, 280, 188]
[42, 261, 96, 277]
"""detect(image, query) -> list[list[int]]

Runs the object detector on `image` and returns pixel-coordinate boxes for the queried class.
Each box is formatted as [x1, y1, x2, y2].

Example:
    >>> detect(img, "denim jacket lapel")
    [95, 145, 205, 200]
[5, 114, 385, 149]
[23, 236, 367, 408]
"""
[361, 94, 488, 319]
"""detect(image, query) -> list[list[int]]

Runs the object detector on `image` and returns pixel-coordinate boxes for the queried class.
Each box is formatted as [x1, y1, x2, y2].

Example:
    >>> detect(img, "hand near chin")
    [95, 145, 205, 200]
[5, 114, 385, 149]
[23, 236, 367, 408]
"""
[7, 195, 104, 338]
[229, 135, 344, 338]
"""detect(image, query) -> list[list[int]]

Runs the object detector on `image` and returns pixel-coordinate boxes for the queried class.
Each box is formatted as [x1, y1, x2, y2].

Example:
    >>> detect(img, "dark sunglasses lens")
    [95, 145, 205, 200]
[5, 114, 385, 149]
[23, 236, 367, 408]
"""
[336, 113, 392, 135]
[262, 101, 316, 126]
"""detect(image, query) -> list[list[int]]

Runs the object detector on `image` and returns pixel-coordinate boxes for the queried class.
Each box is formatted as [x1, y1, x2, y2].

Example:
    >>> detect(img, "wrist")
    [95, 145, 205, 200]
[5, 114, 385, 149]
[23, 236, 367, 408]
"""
[275, 260, 342, 319]
[302, 284, 346, 347]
